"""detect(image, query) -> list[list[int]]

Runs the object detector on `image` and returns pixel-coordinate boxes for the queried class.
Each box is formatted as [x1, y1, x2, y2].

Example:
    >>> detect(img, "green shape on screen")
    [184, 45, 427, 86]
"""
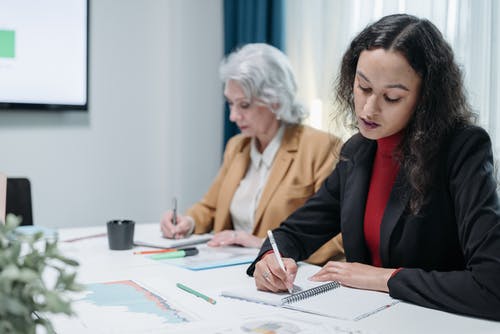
[0, 30, 15, 58]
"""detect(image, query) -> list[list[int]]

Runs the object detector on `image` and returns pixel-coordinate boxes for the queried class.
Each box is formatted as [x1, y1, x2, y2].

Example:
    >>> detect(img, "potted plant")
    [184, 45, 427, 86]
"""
[0, 214, 82, 334]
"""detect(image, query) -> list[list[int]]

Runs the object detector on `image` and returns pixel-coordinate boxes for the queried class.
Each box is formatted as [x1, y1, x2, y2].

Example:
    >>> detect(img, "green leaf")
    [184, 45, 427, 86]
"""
[44, 291, 72, 313]
[0, 264, 21, 280]
[1, 296, 30, 315]
[54, 254, 80, 267]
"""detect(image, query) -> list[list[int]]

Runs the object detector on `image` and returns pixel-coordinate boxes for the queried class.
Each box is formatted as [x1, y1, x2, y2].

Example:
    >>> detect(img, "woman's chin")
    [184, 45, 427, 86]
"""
[359, 127, 382, 140]
[239, 129, 253, 137]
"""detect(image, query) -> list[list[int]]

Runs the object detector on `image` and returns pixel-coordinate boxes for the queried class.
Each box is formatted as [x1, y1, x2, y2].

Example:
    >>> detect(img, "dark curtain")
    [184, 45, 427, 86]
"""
[222, 0, 284, 147]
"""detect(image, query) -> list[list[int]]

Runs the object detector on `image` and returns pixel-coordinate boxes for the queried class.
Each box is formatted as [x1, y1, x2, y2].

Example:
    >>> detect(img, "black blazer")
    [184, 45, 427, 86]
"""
[247, 125, 500, 321]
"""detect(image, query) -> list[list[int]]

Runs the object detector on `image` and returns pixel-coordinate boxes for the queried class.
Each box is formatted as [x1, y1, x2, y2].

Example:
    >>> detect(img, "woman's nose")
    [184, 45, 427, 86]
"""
[229, 107, 240, 122]
[363, 95, 380, 118]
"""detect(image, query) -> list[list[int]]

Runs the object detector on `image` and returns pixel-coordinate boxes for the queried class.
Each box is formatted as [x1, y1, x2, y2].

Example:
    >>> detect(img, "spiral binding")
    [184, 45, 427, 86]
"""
[282, 281, 341, 304]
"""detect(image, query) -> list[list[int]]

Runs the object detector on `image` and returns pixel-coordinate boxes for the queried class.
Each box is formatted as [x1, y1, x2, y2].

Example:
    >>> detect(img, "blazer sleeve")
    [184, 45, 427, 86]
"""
[247, 157, 344, 275]
[388, 127, 500, 320]
[305, 132, 345, 264]
[186, 137, 241, 234]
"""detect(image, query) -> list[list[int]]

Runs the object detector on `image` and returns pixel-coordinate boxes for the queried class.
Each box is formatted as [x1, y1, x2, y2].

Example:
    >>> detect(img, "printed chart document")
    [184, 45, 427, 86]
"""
[153, 244, 259, 270]
[54, 280, 199, 333]
[134, 223, 212, 248]
[221, 264, 399, 321]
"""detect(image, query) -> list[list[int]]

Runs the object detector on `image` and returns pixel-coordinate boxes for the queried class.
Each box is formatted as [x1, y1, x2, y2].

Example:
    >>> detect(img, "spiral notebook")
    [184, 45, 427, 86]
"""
[221, 264, 399, 321]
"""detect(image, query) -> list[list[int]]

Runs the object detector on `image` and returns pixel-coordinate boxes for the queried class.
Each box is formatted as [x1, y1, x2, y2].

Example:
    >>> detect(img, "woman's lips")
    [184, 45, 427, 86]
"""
[360, 118, 379, 129]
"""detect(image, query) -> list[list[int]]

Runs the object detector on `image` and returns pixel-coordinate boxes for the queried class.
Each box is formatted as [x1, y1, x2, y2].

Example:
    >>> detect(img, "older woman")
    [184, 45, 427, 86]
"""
[160, 43, 344, 264]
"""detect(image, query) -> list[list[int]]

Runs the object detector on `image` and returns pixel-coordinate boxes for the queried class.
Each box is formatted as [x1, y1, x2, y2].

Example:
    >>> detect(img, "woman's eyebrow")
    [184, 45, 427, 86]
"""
[356, 70, 371, 83]
[356, 70, 409, 91]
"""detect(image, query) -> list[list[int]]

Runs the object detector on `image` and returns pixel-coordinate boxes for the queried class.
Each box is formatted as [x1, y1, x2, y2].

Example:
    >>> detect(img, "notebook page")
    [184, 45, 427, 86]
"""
[285, 285, 398, 320]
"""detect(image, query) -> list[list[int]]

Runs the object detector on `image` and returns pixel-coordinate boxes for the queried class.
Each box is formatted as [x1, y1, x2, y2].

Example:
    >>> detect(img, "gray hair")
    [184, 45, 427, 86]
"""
[219, 43, 306, 124]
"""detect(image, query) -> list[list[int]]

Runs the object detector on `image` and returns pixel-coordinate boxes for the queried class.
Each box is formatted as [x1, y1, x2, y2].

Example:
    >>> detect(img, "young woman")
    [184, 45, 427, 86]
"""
[248, 14, 500, 320]
[160, 43, 344, 264]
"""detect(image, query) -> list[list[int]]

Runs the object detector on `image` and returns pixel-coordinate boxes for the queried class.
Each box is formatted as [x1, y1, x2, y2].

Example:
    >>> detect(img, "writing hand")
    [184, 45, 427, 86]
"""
[254, 252, 297, 293]
[207, 230, 264, 248]
[310, 261, 396, 292]
[160, 211, 193, 239]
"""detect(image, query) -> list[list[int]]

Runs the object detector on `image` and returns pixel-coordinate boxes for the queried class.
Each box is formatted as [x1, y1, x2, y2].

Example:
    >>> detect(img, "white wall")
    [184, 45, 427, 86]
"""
[0, 0, 224, 228]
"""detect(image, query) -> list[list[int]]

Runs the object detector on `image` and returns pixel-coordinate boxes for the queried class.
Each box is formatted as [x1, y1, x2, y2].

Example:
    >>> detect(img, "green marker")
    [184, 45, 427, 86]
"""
[150, 247, 198, 260]
[176, 282, 216, 304]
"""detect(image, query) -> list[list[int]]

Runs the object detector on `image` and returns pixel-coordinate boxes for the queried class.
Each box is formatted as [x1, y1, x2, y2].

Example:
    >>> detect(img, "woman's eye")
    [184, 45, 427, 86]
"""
[358, 85, 371, 93]
[240, 102, 250, 109]
[384, 95, 401, 103]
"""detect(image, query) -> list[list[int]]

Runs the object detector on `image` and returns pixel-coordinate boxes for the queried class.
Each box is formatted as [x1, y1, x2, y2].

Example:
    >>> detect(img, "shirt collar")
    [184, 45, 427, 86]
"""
[250, 124, 285, 169]
[377, 131, 403, 157]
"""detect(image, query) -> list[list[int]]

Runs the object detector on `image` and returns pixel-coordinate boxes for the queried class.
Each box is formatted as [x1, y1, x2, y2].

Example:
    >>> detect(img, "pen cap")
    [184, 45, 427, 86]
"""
[107, 220, 135, 250]
[184, 248, 199, 256]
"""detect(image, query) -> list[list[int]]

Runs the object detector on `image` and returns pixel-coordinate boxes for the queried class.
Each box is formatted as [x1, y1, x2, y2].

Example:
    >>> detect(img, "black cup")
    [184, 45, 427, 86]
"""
[107, 220, 135, 250]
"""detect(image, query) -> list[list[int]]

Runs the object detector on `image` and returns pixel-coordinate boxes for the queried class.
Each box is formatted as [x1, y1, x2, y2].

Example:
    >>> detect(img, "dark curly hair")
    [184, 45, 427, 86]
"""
[335, 14, 475, 214]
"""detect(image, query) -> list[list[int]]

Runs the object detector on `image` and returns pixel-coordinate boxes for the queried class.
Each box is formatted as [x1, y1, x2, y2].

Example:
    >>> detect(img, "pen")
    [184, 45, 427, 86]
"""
[176, 282, 216, 305]
[172, 197, 177, 226]
[267, 230, 292, 293]
[133, 247, 197, 255]
[150, 247, 199, 260]
[172, 197, 177, 238]
[62, 233, 107, 243]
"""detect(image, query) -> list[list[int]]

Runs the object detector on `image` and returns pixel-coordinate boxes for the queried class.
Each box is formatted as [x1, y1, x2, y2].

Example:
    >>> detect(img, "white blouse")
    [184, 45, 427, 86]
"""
[229, 125, 285, 233]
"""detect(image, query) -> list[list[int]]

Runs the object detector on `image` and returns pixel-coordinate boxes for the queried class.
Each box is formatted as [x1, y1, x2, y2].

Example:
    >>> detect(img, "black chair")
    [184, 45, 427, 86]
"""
[6, 178, 33, 226]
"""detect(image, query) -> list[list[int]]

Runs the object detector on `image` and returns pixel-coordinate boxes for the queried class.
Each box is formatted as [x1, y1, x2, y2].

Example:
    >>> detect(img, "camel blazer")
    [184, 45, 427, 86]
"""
[187, 124, 344, 264]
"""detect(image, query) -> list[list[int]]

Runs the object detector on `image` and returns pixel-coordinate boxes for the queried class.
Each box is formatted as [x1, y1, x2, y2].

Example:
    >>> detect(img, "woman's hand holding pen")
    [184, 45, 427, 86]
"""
[310, 261, 397, 292]
[160, 211, 194, 239]
[208, 230, 264, 248]
[254, 253, 297, 293]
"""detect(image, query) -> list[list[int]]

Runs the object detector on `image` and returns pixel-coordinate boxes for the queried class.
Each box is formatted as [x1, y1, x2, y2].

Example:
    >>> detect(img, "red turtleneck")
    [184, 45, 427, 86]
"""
[363, 131, 402, 267]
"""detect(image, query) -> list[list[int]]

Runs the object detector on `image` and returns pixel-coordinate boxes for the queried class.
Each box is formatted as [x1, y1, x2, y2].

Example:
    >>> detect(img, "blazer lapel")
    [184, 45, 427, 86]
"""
[342, 139, 376, 263]
[253, 126, 298, 232]
[379, 170, 410, 265]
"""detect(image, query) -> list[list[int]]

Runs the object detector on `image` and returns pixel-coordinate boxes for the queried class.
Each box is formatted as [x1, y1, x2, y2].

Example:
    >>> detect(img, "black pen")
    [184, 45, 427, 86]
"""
[172, 197, 177, 226]
[172, 197, 177, 238]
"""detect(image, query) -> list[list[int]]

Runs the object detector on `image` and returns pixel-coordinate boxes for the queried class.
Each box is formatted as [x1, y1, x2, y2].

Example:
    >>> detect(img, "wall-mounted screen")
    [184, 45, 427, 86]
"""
[0, 0, 88, 111]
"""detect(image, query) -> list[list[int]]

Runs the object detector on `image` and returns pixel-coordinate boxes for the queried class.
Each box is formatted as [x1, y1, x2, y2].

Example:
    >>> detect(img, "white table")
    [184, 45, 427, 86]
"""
[49, 223, 500, 334]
